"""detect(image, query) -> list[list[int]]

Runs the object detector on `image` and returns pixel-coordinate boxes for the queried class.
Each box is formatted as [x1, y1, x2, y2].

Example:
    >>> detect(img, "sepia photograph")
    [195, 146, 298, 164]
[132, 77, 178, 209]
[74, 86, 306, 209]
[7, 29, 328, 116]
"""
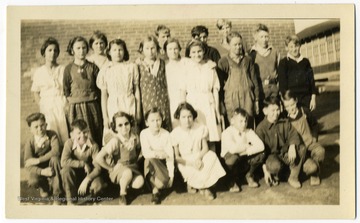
[5, 3, 355, 220]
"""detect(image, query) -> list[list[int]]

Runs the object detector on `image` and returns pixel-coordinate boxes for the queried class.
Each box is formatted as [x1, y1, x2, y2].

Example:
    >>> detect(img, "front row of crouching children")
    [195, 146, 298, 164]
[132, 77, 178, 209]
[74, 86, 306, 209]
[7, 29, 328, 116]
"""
[24, 94, 325, 205]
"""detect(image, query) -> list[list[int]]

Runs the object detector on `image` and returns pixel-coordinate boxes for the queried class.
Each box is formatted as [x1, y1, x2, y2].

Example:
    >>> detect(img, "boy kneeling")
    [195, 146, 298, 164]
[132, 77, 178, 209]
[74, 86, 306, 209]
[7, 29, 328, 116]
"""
[282, 90, 325, 186]
[221, 108, 265, 192]
[61, 119, 106, 205]
[24, 113, 63, 203]
[256, 96, 306, 188]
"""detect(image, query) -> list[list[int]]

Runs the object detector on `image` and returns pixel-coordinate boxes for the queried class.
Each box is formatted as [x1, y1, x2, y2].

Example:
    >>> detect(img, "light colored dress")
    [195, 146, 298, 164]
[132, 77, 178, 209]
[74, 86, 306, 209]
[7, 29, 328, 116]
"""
[96, 61, 139, 120]
[165, 58, 189, 128]
[87, 54, 109, 70]
[171, 123, 226, 189]
[31, 65, 68, 145]
[182, 60, 221, 141]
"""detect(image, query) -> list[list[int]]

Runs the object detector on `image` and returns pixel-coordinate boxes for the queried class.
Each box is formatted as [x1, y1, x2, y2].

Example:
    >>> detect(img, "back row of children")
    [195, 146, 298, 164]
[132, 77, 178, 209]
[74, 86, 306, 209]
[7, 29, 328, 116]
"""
[26, 21, 324, 204]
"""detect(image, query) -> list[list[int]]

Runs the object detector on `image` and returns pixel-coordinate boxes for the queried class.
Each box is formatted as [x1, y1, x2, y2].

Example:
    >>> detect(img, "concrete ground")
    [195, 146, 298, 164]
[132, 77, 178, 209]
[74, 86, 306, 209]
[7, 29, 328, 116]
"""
[20, 90, 340, 206]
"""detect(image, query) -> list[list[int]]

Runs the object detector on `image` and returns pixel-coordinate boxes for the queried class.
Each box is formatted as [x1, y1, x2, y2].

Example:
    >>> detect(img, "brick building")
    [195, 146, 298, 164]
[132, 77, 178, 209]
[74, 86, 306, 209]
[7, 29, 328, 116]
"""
[20, 19, 295, 153]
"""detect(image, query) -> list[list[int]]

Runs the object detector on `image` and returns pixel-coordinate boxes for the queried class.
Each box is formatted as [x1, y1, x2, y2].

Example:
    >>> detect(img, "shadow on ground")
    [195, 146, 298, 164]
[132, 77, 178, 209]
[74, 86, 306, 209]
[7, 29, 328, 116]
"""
[19, 91, 340, 206]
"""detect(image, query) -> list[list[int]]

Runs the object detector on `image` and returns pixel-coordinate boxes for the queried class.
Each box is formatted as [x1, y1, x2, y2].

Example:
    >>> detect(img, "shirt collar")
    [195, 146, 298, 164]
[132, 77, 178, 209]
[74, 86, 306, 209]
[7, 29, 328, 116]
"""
[34, 134, 49, 148]
[250, 44, 273, 56]
[263, 118, 277, 130]
[72, 138, 93, 152]
[287, 53, 304, 63]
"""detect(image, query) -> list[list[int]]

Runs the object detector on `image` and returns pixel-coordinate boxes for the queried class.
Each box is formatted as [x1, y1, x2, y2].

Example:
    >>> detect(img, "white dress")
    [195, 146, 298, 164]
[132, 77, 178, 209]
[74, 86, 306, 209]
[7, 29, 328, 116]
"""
[31, 65, 69, 145]
[182, 60, 221, 141]
[171, 123, 226, 189]
[87, 54, 109, 70]
[96, 61, 139, 120]
[165, 58, 189, 128]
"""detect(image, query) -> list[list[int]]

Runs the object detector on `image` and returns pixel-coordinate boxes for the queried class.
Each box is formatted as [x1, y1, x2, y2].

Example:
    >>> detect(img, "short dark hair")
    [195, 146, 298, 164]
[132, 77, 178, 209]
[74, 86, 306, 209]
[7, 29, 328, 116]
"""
[110, 111, 135, 134]
[40, 37, 60, 58]
[138, 35, 160, 53]
[216, 19, 232, 30]
[70, 119, 88, 132]
[233, 108, 249, 120]
[191, 25, 209, 38]
[66, 36, 89, 56]
[284, 35, 301, 46]
[26, 112, 46, 127]
[106, 38, 130, 61]
[263, 96, 281, 108]
[164, 37, 182, 53]
[253, 23, 269, 34]
[281, 89, 297, 101]
[155, 25, 170, 37]
[174, 102, 198, 120]
[89, 30, 108, 50]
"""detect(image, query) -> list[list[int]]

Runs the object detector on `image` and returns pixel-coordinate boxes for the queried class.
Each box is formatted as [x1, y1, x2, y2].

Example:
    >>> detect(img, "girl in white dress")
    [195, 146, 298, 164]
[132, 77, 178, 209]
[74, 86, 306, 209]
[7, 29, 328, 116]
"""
[164, 38, 189, 128]
[87, 31, 109, 69]
[181, 40, 223, 151]
[171, 102, 226, 200]
[31, 37, 68, 146]
[96, 38, 141, 136]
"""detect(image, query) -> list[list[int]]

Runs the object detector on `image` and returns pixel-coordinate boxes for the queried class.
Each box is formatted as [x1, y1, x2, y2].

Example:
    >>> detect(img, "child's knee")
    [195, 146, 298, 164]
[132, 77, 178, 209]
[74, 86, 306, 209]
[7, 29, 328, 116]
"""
[132, 175, 144, 189]
[27, 174, 41, 188]
[90, 177, 106, 195]
[120, 169, 133, 183]
[311, 145, 325, 163]
[224, 153, 239, 167]
[265, 155, 282, 175]
[303, 158, 318, 175]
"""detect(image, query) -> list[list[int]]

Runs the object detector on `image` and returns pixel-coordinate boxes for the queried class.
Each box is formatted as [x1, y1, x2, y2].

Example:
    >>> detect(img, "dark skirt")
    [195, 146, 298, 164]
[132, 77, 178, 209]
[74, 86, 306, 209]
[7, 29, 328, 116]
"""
[69, 100, 103, 147]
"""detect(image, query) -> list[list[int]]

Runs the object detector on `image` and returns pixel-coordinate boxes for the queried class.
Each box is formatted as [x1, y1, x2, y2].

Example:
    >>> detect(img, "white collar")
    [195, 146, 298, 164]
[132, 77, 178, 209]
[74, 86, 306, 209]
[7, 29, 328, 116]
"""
[34, 134, 49, 148]
[72, 139, 92, 153]
[251, 44, 273, 57]
[287, 53, 304, 63]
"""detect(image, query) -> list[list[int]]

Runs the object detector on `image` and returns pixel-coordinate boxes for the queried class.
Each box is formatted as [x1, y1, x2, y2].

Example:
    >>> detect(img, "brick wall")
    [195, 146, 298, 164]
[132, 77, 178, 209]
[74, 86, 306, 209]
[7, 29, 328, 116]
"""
[20, 19, 295, 152]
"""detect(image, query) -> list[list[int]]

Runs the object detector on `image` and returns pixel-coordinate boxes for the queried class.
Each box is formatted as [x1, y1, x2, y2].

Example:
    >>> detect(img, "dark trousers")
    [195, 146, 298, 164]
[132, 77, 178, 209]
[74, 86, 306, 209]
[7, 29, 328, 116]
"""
[224, 152, 265, 185]
[265, 144, 306, 180]
[26, 156, 63, 196]
[61, 166, 105, 200]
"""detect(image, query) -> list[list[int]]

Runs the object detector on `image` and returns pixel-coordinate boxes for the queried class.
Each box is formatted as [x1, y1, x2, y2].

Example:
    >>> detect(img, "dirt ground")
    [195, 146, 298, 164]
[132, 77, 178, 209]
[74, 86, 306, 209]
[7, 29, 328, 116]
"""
[20, 90, 340, 206]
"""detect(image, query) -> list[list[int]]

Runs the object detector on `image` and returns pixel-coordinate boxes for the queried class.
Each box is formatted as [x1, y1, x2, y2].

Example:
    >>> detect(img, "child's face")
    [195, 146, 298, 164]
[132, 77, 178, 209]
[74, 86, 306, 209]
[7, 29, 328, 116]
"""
[157, 30, 170, 47]
[189, 45, 204, 63]
[71, 127, 89, 146]
[92, 38, 106, 55]
[254, 30, 269, 48]
[146, 112, 162, 132]
[264, 104, 280, 123]
[110, 44, 125, 62]
[142, 41, 157, 60]
[220, 24, 231, 38]
[72, 41, 88, 60]
[232, 114, 247, 133]
[229, 37, 243, 56]
[194, 32, 208, 44]
[283, 98, 298, 116]
[286, 41, 301, 58]
[179, 109, 194, 129]
[44, 44, 59, 63]
[29, 119, 47, 137]
[166, 42, 180, 60]
[114, 116, 131, 137]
